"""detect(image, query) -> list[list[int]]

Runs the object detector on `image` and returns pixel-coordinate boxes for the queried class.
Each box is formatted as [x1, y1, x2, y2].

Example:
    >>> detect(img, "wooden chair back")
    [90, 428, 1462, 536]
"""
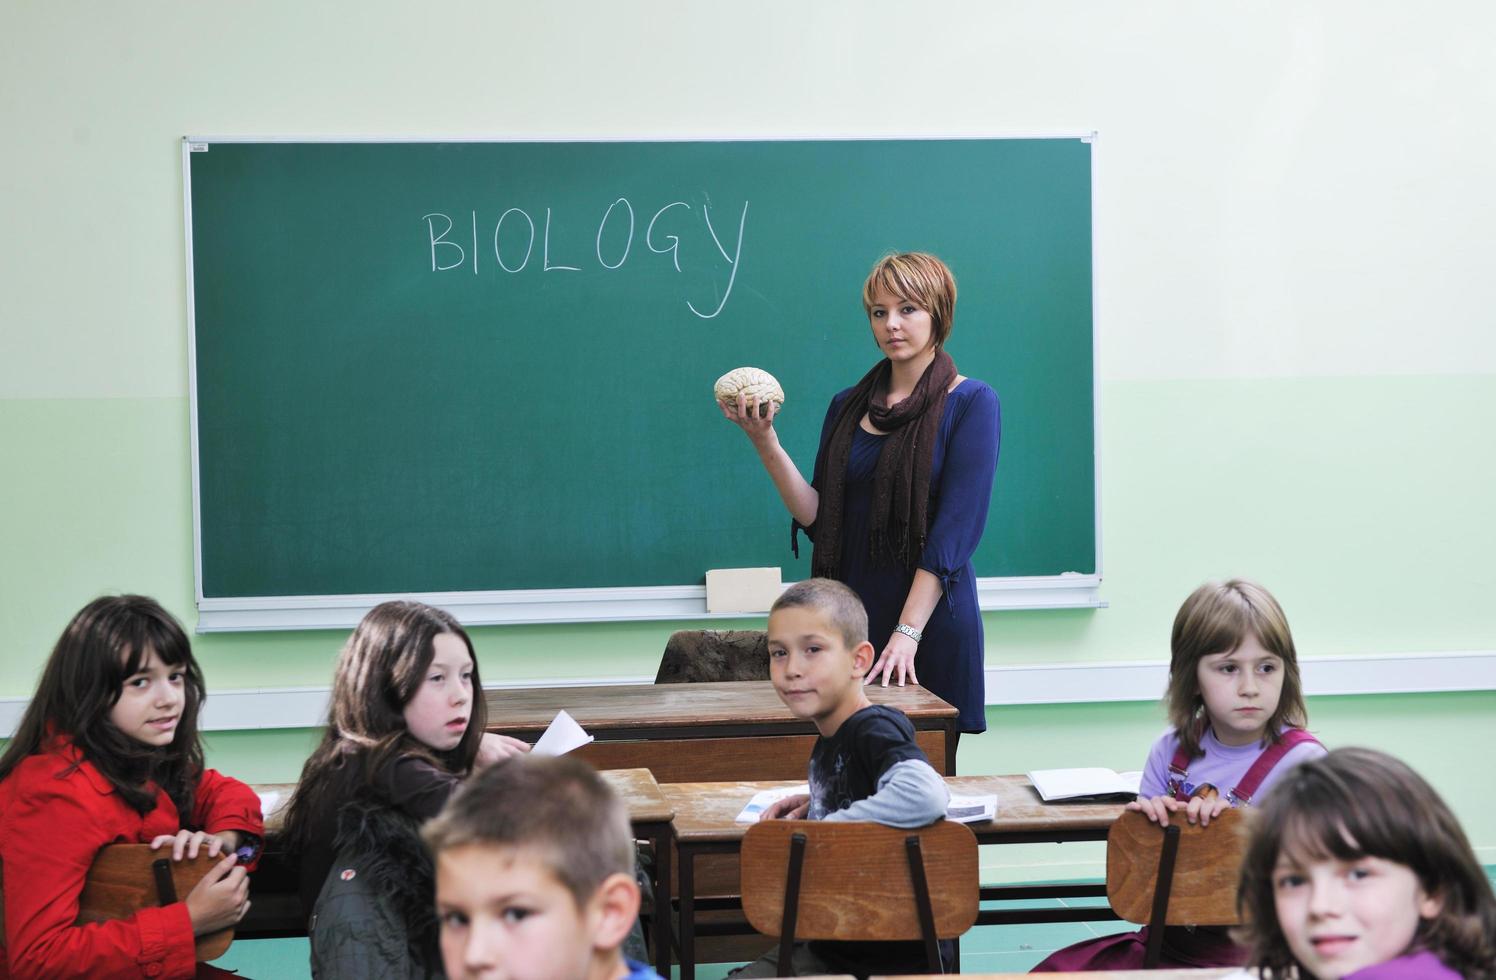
[1106, 808, 1248, 966]
[0, 846, 234, 961]
[741, 820, 978, 970]
[654, 629, 769, 683]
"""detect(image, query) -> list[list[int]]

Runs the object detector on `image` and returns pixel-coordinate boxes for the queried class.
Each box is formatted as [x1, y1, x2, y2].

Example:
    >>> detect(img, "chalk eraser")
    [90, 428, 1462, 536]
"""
[705, 567, 783, 614]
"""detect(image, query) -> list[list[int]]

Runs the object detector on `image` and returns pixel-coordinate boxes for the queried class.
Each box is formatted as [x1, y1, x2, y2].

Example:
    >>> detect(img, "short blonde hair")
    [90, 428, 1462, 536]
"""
[770, 577, 868, 649]
[422, 756, 633, 909]
[861, 252, 958, 349]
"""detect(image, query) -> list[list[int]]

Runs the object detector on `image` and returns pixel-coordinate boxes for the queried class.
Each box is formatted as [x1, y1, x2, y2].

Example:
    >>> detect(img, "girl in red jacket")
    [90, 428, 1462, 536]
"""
[0, 595, 264, 980]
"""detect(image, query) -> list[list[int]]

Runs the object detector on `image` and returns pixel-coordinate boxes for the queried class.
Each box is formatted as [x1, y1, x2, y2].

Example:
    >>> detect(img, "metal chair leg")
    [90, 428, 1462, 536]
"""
[905, 835, 942, 971]
[1143, 824, 1181, 968]
[152, 859, 177, 905]
[778, 832, 808, 971]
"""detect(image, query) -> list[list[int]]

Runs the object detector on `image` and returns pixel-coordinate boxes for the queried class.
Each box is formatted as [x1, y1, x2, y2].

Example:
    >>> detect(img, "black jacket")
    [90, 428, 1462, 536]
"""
[309, 793, 445, 979]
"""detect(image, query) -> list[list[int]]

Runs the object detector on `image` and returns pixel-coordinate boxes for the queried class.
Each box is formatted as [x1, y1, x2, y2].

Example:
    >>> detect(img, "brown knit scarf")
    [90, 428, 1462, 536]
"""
[812, 350, 957, 579]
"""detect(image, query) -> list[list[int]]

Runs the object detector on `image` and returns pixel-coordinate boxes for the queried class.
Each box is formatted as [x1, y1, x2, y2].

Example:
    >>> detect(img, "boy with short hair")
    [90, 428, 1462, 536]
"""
[422, 755, 663, 980]
[732, 577, 949, 977]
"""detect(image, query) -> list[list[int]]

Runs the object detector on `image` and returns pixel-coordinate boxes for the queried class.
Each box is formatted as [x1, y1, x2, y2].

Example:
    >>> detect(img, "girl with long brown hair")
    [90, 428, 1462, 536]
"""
[1236, 747, 1495, 978]
[1033, 578, 1327, 971]
[0, 595, 261, 979]
[280, 600, 527, 978]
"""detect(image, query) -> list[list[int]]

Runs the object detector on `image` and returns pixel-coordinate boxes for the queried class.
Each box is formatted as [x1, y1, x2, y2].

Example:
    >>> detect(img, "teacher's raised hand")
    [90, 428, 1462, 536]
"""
[719, 390, 781, 444]
[715, 366, 819, 529]
[716, 366, 786, 446]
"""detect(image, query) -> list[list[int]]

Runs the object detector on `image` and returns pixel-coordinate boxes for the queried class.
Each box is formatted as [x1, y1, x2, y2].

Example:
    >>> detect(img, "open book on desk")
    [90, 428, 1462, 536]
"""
[1027, 767, 1142, 803]
[944, 793, 997, 823]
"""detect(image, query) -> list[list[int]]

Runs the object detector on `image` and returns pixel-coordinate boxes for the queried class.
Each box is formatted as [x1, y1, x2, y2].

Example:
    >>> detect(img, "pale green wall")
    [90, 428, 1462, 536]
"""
[4, 0, 1494, 871]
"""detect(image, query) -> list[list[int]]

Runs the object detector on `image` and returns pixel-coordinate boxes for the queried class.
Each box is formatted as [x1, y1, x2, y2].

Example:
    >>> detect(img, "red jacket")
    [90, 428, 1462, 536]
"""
[0, 736, 263, 979]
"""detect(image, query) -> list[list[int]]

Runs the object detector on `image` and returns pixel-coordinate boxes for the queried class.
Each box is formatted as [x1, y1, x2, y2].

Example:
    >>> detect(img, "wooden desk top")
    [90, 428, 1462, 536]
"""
[598, 767, 674, 824]
[946, 774, 1126, 834]
[661, 775, 1126, 844]
[486, 681, 956, 733]
[255, 767, 672, 837]
[256, 783, 294, 837]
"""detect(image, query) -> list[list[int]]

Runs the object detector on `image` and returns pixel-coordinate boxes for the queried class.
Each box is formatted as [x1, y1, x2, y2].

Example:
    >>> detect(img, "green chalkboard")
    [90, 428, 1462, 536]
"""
[187, 138, 1095, 610]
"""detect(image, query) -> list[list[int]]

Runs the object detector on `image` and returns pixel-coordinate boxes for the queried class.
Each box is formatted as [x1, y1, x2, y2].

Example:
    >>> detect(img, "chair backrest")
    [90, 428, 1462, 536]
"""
[1, 845, 234, 961]
[741, 819, 978, 953]
[654, 629, 770, 683]
[1106, 808, 1247, 929]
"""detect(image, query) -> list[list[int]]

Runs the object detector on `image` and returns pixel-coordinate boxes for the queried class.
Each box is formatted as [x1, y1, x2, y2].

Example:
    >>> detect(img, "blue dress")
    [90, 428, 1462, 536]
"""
[795, 379, 1001, 733]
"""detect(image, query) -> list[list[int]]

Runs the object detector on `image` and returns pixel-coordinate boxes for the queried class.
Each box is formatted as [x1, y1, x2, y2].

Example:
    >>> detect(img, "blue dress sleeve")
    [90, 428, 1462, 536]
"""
[916, 383, 1001, 592]
[790, 391, 849, 554]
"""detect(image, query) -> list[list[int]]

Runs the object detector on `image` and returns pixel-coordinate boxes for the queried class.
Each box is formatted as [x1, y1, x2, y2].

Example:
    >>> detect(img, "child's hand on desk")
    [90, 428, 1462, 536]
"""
[476, 732, 531, 769]
[150, 828, 236, 861]
[762, 794, 810, 820]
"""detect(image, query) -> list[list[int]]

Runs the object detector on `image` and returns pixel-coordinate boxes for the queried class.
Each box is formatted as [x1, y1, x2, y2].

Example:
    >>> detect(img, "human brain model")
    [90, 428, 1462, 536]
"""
[713, 367, 785, 418]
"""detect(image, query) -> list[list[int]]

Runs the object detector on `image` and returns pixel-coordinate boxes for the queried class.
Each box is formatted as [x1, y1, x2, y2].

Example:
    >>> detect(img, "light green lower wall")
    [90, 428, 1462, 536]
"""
[3, 374, 1494, 861]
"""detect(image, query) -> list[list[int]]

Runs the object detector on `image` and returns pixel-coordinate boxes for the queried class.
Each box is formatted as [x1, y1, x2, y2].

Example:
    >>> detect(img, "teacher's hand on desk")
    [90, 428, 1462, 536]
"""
[475, 732, 530, 769]
[866, 629, 919, 687]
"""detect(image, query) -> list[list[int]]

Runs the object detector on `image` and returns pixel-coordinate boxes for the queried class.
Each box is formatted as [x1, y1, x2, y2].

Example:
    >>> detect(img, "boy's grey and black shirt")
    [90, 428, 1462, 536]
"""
[808, 704, 949, 825]
[803, 703, 952, 978]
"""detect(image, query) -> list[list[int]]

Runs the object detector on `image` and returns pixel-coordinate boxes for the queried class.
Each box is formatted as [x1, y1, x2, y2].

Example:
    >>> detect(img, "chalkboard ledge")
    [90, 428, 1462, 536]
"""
[194, 576, 1104, 633]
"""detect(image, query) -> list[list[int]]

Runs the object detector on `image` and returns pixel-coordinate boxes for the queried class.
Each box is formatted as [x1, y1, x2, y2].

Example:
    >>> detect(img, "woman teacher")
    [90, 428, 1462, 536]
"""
[721, 253, 1000, 733]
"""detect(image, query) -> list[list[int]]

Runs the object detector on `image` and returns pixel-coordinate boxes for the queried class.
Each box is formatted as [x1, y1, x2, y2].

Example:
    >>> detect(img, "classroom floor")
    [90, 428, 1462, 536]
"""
[218, 867, 1496, 979]
[691, 891, 1133, 979]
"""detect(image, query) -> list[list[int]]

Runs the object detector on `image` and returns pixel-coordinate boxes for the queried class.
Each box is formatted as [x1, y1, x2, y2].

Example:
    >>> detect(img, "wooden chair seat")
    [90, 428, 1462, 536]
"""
[1105, 808, 1247, 966]
[741, 820, 978, 970]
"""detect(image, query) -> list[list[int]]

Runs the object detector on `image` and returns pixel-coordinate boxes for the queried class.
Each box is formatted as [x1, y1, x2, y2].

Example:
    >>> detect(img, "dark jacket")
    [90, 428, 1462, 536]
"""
[309, 794, 444, 980]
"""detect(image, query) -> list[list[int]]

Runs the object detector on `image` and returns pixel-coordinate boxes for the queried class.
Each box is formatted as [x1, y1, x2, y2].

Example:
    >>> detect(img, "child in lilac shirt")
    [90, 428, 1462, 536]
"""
[1034, 579, 1324, 971]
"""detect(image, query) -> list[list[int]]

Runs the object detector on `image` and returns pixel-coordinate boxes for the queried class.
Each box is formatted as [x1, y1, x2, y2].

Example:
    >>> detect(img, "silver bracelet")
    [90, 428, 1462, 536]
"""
[894, 623, 923, 643]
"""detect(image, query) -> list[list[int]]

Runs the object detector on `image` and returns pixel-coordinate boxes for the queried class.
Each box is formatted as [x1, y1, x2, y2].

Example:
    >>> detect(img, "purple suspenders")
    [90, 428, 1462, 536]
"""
[1168, 727, 1321, 805]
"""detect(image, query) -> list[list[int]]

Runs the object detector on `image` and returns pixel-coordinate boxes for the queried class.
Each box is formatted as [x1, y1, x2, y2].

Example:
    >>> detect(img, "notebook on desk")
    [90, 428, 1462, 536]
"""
[1028, 767, 1142, 803]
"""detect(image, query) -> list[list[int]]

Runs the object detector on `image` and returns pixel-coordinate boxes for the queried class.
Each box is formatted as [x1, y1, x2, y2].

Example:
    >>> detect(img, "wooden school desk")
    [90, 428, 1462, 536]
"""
[487, 680, 960, 778]
[244, 769, 677, 977]
[662, 776, 1128, 980]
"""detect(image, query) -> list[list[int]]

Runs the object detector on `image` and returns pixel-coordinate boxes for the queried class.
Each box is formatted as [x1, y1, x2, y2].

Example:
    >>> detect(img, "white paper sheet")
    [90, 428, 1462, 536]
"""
[531, 709, 595, 756]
